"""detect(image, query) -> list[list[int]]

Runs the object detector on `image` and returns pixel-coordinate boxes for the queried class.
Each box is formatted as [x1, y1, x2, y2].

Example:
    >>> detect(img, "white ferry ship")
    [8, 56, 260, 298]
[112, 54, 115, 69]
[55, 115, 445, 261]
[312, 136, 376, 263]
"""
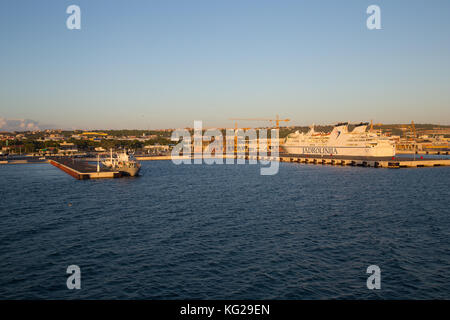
[282, 122, 395, 157]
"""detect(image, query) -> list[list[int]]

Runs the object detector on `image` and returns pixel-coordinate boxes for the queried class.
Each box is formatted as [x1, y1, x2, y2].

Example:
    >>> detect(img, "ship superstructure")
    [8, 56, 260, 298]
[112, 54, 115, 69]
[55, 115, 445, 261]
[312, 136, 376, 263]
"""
[102, 150, 141, 176]
[282, 122, 395, 157]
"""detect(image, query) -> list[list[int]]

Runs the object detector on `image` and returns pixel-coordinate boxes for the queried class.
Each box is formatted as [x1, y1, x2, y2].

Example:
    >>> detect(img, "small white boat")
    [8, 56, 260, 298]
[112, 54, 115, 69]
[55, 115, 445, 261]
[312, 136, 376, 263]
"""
[102, 150, 141, 176]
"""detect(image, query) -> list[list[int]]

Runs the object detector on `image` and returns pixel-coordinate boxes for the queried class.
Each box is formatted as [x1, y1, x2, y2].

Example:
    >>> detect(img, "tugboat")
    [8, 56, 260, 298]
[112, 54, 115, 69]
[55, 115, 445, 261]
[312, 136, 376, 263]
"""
[102, 149, 141, 177]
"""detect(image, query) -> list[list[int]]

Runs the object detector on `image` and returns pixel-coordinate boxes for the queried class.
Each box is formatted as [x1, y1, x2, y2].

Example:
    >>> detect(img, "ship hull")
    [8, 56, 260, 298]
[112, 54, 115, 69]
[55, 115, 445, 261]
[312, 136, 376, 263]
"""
[102, 164, 140, 176]
[282, 145, 395, 157]
[422, 146, 450, 152]
[117, 166, 140, 177]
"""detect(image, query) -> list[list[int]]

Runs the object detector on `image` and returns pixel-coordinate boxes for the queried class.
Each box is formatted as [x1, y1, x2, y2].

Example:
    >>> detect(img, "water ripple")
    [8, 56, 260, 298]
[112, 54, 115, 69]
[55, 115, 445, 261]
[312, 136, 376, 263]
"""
[0, 162, 449, 299]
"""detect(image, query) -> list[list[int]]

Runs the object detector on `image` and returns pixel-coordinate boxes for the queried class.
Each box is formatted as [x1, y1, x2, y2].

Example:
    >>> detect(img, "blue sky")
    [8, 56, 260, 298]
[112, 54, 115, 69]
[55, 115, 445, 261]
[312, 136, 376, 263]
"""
[1, 0, 449, 129]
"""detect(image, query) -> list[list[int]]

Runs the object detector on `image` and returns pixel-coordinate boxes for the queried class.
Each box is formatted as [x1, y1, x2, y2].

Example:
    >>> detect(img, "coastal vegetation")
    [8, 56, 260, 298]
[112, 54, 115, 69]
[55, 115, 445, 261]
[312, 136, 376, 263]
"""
[1, 123, 449, 154]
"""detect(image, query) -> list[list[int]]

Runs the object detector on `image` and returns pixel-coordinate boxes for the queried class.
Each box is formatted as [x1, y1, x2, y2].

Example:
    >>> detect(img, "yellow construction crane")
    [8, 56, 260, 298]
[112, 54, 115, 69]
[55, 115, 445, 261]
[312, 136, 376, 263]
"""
[228, 115, 290, 154]
[231, 121, 250, 132]
[229, 121, 251, 153]
[228, 115, 290, 130]
[369, 120, 383, 132]
[411, 120, 416, 138]
[399, 121, 417, 140]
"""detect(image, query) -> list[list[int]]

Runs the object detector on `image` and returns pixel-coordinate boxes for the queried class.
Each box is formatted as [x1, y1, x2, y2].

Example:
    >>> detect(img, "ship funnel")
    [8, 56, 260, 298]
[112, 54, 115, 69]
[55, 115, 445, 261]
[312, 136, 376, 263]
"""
[330, 122, 348, 139]
[352, 122, 369, 133]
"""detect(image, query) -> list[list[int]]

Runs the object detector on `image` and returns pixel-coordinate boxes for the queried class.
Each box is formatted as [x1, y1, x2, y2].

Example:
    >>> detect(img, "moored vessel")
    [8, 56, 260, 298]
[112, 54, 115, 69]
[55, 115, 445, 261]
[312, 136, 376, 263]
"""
[102, 150, 141, 176]
[282, 122, 396, 157]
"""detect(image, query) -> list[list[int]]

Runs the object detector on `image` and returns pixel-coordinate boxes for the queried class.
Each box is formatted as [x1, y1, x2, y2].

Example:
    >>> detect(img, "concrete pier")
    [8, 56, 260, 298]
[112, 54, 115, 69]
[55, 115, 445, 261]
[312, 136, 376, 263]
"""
[135, 153, 450, 168]
[277, 154, 450, 168]
[49, 159, 121, 179]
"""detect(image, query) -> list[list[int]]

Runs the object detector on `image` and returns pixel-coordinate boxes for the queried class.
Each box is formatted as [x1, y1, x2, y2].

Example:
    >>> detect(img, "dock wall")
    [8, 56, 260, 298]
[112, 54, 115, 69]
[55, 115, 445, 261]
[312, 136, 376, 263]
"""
[49, 159, 121, 179]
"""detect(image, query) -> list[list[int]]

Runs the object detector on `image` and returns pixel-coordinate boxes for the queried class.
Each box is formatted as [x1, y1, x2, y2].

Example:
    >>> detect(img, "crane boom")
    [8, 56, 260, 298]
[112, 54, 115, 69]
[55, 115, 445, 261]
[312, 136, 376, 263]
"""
[228, 115, 290, 130]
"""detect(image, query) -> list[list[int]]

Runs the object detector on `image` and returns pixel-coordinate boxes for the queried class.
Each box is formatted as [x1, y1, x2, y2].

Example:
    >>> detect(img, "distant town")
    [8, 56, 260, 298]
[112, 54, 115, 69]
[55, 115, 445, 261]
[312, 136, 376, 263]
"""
[0, 122, 449, 157]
